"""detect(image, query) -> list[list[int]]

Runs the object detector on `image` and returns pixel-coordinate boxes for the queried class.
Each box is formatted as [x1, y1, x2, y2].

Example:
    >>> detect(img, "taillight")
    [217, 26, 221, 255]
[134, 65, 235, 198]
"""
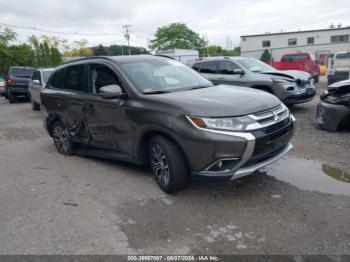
[5, 76, 13, 86]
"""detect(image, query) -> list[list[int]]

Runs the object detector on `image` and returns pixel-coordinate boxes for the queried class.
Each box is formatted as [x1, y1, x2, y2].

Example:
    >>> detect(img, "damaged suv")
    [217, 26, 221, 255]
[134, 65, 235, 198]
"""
[192, 57, 316, 105]
[41, 56, 295, 193]
[316, 79, 350, 131]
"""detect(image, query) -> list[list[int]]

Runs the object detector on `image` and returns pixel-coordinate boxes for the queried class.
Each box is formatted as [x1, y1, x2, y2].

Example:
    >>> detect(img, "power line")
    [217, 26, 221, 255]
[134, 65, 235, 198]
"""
[122, 24, 131, 55]
[0, 22, 123, 36]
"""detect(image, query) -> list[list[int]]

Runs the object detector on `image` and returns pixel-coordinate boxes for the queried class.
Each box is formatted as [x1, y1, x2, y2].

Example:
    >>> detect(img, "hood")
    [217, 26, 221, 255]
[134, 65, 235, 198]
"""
[152, 85, 281, 117]
[260, 70, 311, 81]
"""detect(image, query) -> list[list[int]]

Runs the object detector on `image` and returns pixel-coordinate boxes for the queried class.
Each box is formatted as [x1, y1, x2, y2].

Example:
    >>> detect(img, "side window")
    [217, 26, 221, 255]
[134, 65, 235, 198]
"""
[32, 71, 41, 81]
[192, 63, 201, 72]
[218, 61, 240, 74]
[200, 61, 218, 74]
[90, 64, 121, 94]
[48, 69, 64, 89]
[62, 65, 86, 92]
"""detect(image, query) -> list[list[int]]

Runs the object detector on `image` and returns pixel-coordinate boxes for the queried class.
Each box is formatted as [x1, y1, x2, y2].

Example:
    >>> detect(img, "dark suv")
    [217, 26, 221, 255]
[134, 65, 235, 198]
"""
[4, 66, 36, 103]
[41, 55, 295, 193]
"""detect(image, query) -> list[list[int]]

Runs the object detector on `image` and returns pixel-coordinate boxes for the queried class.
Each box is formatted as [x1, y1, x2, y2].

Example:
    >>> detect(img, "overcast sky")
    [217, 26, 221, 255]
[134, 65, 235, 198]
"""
[1, 0, 349, 49]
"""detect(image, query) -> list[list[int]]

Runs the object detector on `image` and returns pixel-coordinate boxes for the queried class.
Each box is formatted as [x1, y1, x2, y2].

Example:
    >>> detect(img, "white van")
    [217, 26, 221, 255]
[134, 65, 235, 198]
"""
[328, 52, 350, 85]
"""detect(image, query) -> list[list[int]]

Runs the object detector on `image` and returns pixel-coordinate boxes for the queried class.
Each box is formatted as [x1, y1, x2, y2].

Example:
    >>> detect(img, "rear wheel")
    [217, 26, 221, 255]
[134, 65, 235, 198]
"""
[51, 121, 74, 156]
[8, 92, 15, 104]
[149, 136, 189, 193]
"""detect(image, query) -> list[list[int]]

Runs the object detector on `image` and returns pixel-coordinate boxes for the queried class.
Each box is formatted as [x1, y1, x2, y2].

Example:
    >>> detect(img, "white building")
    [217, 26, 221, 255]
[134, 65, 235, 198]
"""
[240, 27, 350, 64]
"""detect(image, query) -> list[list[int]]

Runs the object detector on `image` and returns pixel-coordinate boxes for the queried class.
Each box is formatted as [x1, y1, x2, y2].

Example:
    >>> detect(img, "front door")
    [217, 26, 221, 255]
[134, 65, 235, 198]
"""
[216, 61, 247, 86]
[84, 63, 132, 154]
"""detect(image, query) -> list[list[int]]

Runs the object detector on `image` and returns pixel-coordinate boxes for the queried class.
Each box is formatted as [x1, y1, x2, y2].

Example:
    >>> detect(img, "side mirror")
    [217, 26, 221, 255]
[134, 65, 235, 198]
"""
[99, 84, 126, 99]
[33, 79, 41, 85]
[233, 69, 245, 75]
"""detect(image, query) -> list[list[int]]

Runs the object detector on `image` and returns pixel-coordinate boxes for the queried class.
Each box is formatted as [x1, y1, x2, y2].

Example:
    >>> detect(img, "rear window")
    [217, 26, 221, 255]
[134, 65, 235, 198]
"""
[282, 54, 309, 61]
[335, 53, 350, 60]
[199, 61, 219, 74]
[9, 67, 35, 78]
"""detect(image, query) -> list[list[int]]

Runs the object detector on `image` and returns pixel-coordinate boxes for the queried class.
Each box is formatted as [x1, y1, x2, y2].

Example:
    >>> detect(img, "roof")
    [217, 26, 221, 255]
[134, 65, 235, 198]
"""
[241, 26, 350, 38]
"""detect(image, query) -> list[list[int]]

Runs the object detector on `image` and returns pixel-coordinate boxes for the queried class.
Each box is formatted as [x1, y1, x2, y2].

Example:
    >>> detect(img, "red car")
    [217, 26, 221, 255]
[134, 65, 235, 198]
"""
[271, 53, 320, 83]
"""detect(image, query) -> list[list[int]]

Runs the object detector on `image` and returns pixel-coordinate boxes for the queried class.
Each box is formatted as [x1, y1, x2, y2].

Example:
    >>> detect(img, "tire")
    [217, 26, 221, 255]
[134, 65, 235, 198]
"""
[8, 92, 15, 104]
[149, 136, 189, 193]
[31, 98, 40, 111]
[51, 121, 74, 156]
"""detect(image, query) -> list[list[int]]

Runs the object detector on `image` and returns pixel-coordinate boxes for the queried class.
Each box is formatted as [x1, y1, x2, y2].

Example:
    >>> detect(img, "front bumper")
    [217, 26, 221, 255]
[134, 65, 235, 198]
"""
[316, 101, 350, 132]
[191, 115, 295, 179]
[283, 89, 316, 105]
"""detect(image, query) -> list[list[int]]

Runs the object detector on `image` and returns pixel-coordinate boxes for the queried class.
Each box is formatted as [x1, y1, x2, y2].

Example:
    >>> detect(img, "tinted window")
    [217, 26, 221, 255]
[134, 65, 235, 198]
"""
[200, 61, 218, 74]
[218, 61, 240, 74]
[62, 65, 86, 92]
[335, 52, 350, 59]
[9, 67, 35, 78]
[91, 65, 121, 93]
[48, 69, 64, 89]
[32, 71, 41, 81]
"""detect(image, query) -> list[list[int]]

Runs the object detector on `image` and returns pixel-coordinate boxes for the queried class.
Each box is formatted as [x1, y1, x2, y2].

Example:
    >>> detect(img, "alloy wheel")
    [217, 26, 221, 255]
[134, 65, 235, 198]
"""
[151, 144, 170, 187]
[53, 125, 70, 154]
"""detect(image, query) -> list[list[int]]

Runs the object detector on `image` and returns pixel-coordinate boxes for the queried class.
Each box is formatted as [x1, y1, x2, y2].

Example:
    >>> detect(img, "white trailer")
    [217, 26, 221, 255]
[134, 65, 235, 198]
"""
[156, 49, 199, 65]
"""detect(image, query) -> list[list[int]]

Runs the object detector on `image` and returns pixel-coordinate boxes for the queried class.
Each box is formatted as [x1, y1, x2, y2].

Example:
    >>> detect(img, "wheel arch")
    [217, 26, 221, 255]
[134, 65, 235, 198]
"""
[136, 128, 191, 168]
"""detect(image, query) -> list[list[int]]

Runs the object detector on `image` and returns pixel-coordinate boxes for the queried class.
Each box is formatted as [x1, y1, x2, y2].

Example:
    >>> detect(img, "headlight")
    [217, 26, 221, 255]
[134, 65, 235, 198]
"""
[323, 94, 350, 105]
[188, 115, 256, 132]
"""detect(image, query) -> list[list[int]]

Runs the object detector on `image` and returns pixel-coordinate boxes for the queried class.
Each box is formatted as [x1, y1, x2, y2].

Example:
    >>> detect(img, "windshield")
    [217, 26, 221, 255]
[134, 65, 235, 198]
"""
[9, 67, 35, 78]
[43, 70, 54, 82]
[119, 58, 213, 93]
[335, 52, 350, 60]
[236, 58, 275, 73]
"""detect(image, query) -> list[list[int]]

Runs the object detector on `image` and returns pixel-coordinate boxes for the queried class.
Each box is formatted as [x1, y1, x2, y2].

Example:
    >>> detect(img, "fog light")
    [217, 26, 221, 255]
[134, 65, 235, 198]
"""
[205, 158, 239, 172]
[287, 86, 295, 91]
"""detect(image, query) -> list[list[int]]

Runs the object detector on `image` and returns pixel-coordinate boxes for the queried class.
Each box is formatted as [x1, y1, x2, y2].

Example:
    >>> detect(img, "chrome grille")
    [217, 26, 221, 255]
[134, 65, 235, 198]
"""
[246, 104, 290, 130]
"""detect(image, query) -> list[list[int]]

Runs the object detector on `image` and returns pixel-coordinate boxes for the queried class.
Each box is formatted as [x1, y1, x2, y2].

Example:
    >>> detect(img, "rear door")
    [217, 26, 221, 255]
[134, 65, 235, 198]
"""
[84, 63, 132, 154]
[46, 64, 90, 143]
[197, 61, 220, 84]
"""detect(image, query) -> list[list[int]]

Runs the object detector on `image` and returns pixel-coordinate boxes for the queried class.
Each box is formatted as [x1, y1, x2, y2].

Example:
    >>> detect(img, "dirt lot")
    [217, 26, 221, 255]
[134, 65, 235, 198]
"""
[0, 78, 349, 255]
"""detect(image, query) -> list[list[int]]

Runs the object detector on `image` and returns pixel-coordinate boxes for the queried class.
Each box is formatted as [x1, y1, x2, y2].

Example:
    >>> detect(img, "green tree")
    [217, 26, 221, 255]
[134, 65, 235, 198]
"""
[0, 27, 17, 45]
[8, 44, 35, 66]
[260, 49, 271, 63]
[149, 22, 204, 51]
[92, 44, 107, 56]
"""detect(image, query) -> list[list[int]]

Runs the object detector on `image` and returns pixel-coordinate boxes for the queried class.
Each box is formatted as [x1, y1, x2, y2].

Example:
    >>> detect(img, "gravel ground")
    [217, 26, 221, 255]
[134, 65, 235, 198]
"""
[0, 78, 349, 255]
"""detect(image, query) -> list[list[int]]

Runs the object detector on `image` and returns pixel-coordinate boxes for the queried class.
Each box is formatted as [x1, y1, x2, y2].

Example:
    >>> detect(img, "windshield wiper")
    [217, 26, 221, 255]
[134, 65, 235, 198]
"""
[189, 85, 212, 90]
[143, 90, 171, 95]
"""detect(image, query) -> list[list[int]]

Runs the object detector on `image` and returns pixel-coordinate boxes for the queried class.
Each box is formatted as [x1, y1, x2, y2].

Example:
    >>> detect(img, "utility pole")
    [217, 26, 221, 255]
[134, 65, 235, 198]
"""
[122, 24, 131, 55]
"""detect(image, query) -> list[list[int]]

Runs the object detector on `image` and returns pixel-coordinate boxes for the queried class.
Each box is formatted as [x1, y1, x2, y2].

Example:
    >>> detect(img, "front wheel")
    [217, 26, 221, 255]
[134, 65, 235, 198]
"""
[149, 136, 189, 193]
[31, 98, 40, 111]
[51, 121, 74, 156]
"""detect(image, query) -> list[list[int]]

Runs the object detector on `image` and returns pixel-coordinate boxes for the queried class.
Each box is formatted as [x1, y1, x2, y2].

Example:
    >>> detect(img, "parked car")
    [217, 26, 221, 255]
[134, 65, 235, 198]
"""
[271, 52, 320, 83]
[316, 79, 350, 131]
[41, 55, 295, 193]
[192, 57, 315, 106]
[327, 52, 350, 85]
[28, 68, 55, 110]
[4, 66, 36, 103]
[0, 77, 5, 96]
